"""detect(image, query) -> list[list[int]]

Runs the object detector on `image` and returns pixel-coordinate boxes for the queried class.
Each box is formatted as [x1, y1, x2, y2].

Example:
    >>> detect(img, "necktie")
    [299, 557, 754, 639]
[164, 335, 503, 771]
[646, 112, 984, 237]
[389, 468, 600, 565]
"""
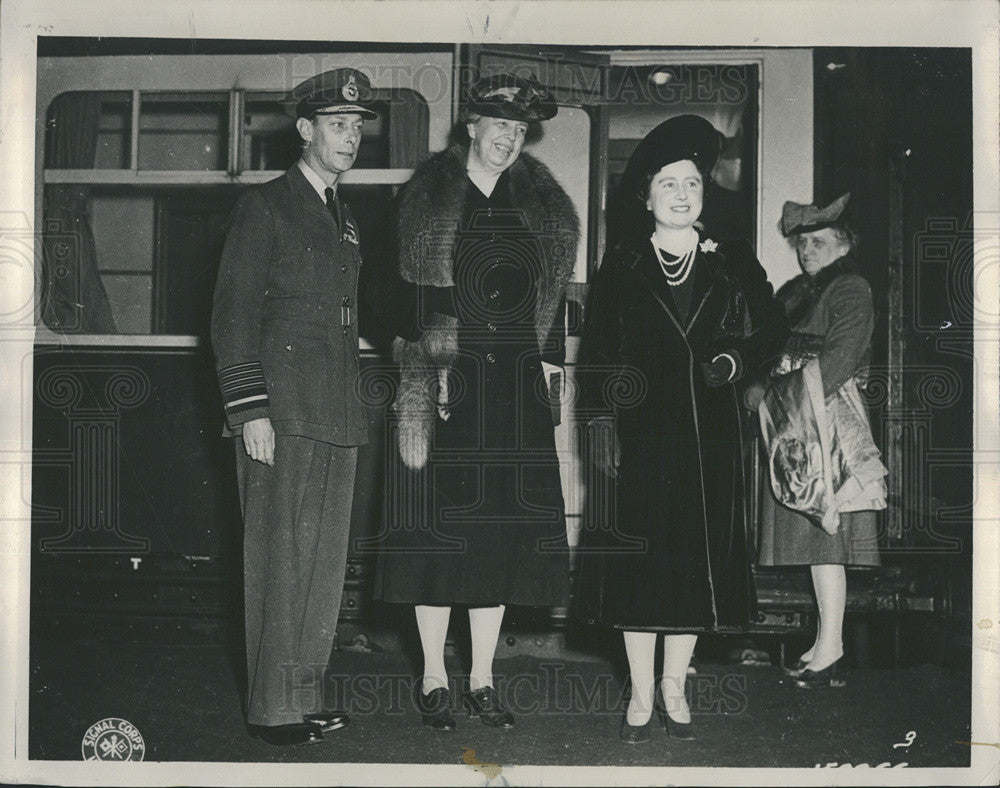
[324, 186, 342, 231]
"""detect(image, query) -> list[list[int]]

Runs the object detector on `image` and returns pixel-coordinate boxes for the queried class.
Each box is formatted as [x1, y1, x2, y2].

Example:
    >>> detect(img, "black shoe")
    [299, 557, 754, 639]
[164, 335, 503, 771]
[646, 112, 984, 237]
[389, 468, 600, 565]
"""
[418, 687, 456, 731]
[620, 713, 653, 743]
[783, 658, 809, 677]
[463, 687, 514, 729]
[795, 658, 846, 689]
[249, 722, 324, 746]
[303, 711, 350, 732]
[656, 696, 695, 740]
[662, 712, 695, 740]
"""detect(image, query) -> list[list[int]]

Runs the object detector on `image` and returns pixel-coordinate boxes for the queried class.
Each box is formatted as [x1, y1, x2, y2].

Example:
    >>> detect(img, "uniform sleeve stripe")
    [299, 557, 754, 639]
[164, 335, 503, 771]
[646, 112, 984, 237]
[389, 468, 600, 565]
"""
[225, 394, 269, 408]
[218, 361, 268, 410]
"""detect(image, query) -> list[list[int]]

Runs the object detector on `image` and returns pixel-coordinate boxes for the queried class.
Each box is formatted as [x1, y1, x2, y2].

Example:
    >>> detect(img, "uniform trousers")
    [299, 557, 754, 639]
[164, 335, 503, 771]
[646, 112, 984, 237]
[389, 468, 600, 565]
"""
[235, 435, 357, 726]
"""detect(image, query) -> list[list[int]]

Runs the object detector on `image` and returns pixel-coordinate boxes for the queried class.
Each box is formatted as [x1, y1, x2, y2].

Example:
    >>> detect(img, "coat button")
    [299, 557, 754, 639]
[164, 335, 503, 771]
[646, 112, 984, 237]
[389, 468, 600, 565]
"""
[486, 353, 496, 364]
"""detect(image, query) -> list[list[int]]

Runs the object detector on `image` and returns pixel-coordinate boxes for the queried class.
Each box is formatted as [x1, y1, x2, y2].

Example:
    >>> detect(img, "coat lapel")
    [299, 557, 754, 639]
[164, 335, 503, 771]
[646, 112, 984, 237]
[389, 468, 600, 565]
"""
[633, 244, 687, 336]
[685, 249, 718, 332]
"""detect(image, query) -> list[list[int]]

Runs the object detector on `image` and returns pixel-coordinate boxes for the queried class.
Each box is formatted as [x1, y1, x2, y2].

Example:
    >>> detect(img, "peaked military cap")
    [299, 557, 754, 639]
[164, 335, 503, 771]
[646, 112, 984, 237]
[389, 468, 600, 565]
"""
[285, 68, 378, 120]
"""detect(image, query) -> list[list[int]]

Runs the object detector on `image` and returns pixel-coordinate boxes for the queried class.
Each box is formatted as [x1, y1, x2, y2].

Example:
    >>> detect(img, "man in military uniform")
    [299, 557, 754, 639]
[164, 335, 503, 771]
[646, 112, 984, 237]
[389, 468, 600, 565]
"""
[211, 68, 375, 747]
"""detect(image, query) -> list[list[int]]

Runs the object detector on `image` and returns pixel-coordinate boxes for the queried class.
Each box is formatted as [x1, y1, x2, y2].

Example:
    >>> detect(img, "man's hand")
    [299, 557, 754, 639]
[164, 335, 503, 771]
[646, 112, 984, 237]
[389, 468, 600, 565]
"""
[243, 417, 275, 466]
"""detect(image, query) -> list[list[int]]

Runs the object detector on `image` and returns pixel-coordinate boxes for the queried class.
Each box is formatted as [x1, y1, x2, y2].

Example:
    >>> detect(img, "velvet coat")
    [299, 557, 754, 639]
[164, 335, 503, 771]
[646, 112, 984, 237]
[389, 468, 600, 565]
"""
[572, 236, 789, 630]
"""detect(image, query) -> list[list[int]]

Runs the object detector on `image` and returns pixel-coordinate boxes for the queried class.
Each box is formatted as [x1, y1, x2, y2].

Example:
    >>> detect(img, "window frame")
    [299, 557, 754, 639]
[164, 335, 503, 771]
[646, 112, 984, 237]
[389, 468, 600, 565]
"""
[38, 88, 421, 348]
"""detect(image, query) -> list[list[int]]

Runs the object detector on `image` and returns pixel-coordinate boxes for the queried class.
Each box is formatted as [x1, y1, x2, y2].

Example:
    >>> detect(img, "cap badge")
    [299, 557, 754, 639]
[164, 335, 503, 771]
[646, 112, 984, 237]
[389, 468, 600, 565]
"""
[343, 74, 359, 102]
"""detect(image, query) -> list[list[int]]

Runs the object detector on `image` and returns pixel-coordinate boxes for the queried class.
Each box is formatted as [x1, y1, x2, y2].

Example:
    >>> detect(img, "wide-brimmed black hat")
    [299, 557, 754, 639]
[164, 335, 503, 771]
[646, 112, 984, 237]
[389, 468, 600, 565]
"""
[284, 68, 378, 120]
[465, 73, 558, 122]
[780, 193, 851, 236]
[620, 114, 722, 200]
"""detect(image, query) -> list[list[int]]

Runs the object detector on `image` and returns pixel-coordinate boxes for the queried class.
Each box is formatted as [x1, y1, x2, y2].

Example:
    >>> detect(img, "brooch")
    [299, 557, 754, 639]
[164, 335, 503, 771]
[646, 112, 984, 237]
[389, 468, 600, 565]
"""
[699, 238, 718, 253]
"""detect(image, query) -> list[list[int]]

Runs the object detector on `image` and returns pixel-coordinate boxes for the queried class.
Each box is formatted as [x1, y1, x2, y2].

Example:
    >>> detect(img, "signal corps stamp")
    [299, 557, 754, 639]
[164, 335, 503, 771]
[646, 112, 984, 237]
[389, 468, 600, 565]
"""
[80, 717, 145, 761]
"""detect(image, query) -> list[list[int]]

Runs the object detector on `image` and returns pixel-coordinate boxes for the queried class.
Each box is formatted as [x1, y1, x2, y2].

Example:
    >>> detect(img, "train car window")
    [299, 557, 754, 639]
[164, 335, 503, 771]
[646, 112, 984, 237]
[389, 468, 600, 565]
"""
[40, 88, 430, 339]
[138, 92, 230, 171]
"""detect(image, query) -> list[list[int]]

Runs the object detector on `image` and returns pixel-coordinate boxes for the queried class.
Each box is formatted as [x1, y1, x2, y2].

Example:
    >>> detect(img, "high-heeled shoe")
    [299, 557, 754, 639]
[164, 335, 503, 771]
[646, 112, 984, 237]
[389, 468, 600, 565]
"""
[795, 657, 846, 689]
[620, 712, 653, 743]
[656, 697, 695, 740]
[783, 658, 810, 677]
[656, 683, 695, 740]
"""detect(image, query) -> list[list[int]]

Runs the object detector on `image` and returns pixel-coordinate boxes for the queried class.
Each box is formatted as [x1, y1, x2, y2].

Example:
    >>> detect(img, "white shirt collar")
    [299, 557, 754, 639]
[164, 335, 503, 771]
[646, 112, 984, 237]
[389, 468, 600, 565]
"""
[298, 158, 333, 202]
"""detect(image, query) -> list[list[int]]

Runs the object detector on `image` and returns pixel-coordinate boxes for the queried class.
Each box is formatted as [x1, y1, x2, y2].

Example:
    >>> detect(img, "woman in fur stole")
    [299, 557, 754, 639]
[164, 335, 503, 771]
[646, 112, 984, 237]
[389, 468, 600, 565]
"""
[371, 74, 579, 730]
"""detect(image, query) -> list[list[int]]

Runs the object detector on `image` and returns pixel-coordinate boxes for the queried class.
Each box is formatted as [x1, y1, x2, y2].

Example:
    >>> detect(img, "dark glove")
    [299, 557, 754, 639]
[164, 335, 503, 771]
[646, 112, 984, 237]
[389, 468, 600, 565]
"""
[701, 353, 738, 387]
[419, 284, 457, 318]
[587, 416, 620, 478]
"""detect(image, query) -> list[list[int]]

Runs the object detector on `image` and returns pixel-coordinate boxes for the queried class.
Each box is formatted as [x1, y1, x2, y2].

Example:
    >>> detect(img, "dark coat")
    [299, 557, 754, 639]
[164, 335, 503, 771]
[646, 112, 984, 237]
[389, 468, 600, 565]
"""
[388, 144, 579, 470]
[211, 164, 368, 446]
[572, 236, 789, 630]
[370, 149, 579, 607]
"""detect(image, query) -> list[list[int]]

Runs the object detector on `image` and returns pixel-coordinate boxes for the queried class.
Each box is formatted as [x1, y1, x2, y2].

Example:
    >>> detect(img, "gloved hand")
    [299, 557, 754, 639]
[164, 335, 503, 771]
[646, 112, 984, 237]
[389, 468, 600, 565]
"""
[701, 353, 737, 387]
[587, 416, 620, 478]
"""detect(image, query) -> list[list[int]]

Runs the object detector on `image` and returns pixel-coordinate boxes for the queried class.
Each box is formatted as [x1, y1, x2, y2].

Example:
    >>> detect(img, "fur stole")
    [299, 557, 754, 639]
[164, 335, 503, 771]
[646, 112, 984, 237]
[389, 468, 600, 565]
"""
[392, 144, 579, 469]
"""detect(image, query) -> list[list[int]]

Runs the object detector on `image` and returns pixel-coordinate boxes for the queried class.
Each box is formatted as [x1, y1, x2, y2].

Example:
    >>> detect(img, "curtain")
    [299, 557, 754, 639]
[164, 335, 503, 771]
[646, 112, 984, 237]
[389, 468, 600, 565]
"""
[41, 92, 116, 333]
[387, 89, 430, 169]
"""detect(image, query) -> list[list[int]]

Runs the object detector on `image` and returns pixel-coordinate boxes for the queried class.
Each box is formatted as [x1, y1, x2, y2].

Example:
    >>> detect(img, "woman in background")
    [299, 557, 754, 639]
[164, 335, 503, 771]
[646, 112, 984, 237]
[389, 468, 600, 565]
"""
[748, 193, 886, 689]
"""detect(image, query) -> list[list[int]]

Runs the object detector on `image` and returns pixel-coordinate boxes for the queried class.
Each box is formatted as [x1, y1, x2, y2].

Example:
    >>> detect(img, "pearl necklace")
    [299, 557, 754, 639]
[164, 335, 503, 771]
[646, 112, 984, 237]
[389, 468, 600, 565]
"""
[651, 236, 697, 286]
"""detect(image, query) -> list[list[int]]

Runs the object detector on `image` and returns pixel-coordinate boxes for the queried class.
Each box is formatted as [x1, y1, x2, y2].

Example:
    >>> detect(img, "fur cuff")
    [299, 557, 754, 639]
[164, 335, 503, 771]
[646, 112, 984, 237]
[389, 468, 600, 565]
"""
[392, 314, 458, 469]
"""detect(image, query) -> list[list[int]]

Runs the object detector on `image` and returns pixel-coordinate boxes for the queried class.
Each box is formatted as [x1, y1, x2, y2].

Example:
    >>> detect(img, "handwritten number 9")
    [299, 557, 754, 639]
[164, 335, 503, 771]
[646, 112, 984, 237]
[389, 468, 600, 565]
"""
[893, 731, 916, 749]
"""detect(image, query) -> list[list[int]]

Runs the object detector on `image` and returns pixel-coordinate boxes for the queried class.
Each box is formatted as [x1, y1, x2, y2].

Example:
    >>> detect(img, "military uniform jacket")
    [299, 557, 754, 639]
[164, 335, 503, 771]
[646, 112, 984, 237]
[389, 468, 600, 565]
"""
[211, 163, 368, 446]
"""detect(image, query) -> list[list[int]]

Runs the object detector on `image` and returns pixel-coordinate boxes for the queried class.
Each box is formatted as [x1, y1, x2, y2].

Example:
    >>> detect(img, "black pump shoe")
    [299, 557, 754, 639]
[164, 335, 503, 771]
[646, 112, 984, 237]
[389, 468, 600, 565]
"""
[656, 696, 695, 740]
[795, 657, 846, 689]
[249, 722, 324, 746]
[783, 658, 810, 677]
[464, 687, 514, 729]
[620, 714, 653, 743]
[418, 687, 456, 731]
[303, 710, 350, 732]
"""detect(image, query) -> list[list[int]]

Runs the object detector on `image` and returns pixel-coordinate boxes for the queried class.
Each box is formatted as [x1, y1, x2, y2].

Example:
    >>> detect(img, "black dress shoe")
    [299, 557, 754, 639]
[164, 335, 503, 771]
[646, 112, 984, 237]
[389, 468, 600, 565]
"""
[463, 687, 514, 729]
[249, 722, 324, 746]
[303, 711, 350, 732]
[795, 658, 846, 689]
[418, 687, 456, 731]
[620, 714, 653, 743]
[783, 658, 809, 677]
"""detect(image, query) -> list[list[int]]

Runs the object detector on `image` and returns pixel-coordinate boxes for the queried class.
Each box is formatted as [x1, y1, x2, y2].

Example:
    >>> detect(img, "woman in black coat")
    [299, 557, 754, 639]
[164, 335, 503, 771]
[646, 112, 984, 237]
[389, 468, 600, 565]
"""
[368, 74, 578, 731]
[572, 115, 788, 742]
